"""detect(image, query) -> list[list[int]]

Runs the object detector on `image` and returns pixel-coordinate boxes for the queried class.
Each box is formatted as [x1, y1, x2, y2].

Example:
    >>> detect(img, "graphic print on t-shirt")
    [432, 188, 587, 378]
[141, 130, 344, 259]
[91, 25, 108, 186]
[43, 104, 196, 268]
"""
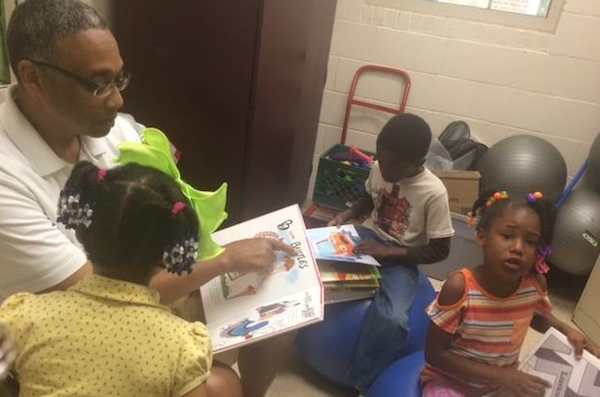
[375, 184, 411, 240]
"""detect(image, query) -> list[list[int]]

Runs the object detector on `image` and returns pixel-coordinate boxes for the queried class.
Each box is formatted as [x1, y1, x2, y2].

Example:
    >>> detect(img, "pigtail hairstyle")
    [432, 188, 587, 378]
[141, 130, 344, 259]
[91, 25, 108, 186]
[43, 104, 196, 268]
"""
[58, 161, 200, 278]
[469, 188, 558, 274]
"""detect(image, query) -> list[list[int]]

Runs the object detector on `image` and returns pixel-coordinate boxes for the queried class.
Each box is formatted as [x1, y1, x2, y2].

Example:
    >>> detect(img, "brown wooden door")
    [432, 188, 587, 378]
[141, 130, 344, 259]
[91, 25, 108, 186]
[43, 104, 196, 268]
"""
[114, 0, 262, 223]
[242, 0, 337, 220]
[114, 0, 336, 223]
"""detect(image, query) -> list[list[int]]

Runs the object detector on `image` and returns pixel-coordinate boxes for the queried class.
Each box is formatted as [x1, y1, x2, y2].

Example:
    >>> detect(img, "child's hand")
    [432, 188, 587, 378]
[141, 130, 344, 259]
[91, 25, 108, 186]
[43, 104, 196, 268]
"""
[497, 367, 551, 397]
[356, 240, 390, 259]
[327, 210, 352, 227]
[0, 326, 15, 380]
[222, 238, 296, 274]
[564, 327, 600, 359]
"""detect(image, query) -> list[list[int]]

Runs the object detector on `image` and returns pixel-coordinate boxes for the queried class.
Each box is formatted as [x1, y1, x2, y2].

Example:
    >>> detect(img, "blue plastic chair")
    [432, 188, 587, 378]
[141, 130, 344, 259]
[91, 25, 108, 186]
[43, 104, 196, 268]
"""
[367, 350, 426, 397]
[295, 270, 436, 390]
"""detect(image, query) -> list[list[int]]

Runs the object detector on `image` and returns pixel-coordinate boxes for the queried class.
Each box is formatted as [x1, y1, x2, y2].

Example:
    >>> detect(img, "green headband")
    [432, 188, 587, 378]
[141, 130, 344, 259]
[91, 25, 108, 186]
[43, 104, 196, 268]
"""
[115, 127, 228, 261]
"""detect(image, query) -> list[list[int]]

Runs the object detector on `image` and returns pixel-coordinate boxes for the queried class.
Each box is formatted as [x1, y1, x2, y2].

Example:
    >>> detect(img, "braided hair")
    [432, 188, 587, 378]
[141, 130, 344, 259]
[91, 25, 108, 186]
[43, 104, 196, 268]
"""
[58, 161, 199, 277]
[471, 188, 557, 250]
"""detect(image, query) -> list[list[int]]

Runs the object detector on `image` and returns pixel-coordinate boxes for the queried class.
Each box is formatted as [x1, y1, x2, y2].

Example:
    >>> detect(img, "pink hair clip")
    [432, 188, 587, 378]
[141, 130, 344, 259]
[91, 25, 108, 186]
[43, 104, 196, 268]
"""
[171, 201, 186, 216]
[97, 169, 107, 182]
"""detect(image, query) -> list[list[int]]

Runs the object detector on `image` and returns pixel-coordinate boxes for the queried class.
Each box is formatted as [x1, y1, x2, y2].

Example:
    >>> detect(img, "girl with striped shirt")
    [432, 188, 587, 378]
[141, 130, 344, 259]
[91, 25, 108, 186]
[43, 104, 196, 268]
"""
[421, 190, 600, 397]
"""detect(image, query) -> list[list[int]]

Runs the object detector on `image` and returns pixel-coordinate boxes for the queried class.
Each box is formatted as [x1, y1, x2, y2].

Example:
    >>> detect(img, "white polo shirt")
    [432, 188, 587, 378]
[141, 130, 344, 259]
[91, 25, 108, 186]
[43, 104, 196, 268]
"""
[0, 85, 141, 300]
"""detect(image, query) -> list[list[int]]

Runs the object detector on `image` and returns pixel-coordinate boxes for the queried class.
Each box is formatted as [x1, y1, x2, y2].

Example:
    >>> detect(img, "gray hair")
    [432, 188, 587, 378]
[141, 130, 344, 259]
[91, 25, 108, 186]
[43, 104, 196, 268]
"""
[7, 0, 107, 80]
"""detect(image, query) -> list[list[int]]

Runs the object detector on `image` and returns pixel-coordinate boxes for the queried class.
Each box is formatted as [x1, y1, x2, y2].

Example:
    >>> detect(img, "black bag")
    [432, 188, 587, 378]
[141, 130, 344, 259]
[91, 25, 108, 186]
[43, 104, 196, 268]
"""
[438, 121, 488, 171]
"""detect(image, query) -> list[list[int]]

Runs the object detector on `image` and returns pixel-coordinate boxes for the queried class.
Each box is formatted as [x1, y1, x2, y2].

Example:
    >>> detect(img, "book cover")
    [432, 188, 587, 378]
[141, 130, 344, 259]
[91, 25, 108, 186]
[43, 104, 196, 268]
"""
[306, 224, 380, 266]
[324, 287, 378, 305]
[318, 260, 381, 283]
[519, 327, 600, 397]
[200, 204, 323, 353]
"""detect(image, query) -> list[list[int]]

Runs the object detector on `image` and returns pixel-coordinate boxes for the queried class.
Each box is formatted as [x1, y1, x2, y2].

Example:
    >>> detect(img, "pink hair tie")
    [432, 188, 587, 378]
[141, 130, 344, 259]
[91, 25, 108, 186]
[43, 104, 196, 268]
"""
[171, 201, 186, 216]
[535, 245, 552, 275]
[97, 169, 107, 182]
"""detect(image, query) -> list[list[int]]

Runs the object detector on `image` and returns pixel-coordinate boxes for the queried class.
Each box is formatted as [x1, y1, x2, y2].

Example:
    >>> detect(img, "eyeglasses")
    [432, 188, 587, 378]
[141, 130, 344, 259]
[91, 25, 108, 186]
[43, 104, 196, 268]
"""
[28, 59, 131, 97]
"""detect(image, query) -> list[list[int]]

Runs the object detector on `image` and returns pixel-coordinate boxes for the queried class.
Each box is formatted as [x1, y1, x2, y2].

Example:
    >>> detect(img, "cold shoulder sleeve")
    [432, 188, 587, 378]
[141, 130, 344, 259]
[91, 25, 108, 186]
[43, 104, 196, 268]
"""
[426, 271, 468, 334]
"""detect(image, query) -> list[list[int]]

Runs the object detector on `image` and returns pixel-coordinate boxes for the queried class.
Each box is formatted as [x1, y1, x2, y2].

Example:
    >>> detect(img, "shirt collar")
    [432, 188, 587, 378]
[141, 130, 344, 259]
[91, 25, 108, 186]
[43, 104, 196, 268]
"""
[0, 84, 110, 177]
[69, 274, 166, 309]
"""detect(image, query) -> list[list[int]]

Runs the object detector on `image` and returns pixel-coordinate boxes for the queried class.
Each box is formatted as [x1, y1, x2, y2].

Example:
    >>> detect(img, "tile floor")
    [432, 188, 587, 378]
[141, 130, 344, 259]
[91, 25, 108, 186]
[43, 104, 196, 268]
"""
[265, 268, 589, 397]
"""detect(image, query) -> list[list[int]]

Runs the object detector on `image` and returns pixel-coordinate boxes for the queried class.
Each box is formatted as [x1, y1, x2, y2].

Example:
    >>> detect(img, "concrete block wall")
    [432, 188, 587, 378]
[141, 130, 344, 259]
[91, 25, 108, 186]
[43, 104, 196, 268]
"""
[310, 0, 600, 201]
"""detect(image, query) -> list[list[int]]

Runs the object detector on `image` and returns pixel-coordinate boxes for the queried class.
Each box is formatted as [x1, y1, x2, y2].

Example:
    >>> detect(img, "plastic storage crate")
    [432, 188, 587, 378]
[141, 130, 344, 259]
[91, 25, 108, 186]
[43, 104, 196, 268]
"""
[312, 144, 374, 211]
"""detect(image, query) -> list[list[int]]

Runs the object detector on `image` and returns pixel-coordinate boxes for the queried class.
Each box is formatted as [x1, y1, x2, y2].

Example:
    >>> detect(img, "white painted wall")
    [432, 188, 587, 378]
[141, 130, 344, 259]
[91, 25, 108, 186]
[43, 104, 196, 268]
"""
[311, 0, 600, 199]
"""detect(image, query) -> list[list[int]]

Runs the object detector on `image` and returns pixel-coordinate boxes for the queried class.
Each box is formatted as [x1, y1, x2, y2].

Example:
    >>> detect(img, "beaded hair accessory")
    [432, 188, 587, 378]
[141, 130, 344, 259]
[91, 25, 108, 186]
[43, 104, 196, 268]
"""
[535, 245, 552, 275]
[529, 191, 551, 275]
[57, 190, 94, 229]
[486, 190, 508, 208]
[527, 191, 543, 203]
[162, 236, 199, 275]
[467, 190, 509, 227]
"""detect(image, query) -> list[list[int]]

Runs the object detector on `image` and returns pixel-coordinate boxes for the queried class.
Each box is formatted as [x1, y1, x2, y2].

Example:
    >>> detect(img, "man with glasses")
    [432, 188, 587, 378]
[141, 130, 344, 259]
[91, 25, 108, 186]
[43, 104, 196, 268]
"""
[0, 1, 294, 396]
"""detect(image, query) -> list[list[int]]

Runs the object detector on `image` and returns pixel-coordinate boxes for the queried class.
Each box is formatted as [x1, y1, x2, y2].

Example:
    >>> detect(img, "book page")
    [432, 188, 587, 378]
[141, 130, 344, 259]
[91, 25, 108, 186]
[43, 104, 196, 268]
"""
[520, 327, 600, 397]
[200, 204, 323, 352]
[306, 224, 380, 266]
[318, 260, 381, 283]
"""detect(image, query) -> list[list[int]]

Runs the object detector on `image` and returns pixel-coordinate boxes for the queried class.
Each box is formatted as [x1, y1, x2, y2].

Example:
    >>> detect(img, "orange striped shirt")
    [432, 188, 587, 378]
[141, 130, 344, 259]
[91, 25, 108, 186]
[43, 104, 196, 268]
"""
[421, 268, 553, 396]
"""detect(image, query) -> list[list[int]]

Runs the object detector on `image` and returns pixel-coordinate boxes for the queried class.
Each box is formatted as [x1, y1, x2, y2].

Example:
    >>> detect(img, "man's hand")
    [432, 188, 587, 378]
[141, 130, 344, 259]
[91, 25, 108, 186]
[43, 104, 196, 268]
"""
[0, 327, 15, 380]
[221, 238, 296, 274]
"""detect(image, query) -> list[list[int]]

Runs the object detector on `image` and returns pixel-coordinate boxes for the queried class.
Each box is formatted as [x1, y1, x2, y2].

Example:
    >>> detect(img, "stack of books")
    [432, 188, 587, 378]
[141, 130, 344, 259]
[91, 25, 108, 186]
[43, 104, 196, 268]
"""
[306, 224, 381, 304]
[319, 260, 380, 304]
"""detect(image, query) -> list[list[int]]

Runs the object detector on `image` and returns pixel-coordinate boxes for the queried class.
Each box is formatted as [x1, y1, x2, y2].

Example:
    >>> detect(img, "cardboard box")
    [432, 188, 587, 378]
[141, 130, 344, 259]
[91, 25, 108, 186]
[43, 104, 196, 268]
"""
[432, 170, 480, 215]
[420, 212, 482, 280]
[574, 253, 600, 346]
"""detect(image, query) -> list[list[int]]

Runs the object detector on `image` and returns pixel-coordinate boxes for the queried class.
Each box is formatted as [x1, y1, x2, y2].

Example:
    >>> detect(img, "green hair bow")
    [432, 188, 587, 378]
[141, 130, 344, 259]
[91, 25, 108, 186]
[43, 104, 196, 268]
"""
[115, 127, 228, 261]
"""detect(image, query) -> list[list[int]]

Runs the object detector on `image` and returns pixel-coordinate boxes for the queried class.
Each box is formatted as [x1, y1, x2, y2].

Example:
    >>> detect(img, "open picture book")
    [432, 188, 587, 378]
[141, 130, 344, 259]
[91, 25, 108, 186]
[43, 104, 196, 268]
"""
[519, 327, 600, 397]
[200, 204, 323, 353]
[306, 224, 381, 304]
[306, 224, 380, 266]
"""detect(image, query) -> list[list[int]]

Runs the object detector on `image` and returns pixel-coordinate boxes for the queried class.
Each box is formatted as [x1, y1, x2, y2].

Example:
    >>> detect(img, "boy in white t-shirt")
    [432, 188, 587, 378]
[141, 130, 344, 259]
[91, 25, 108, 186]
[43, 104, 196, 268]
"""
[328, 113, 454, 393]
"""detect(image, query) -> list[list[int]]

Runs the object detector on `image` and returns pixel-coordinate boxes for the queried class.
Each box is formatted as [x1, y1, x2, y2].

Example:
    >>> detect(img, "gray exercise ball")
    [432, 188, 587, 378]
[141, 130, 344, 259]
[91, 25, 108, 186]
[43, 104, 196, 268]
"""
[587, 131, 600, 191]
[477, 135, 567, 202]
[550, 189, 600, 276]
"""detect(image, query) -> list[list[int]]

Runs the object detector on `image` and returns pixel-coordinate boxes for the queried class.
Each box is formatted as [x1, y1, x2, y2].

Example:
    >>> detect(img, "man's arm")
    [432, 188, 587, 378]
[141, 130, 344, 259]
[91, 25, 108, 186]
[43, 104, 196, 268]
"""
[0, 171, 89, 296]
[38, 262, 93, 293]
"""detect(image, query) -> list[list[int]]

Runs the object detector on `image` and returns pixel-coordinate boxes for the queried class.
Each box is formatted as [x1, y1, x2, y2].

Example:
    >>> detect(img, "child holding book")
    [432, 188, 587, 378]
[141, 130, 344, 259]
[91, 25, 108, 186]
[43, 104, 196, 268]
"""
[328, 113, 454, 393]
[0, 161, 241, 397]
[421, 189, 600, 397]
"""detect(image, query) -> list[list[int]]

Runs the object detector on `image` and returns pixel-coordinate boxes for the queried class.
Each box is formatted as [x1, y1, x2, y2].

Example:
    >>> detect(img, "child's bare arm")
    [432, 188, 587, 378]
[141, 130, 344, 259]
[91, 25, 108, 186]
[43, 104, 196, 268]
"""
[529, 275, 600, 359]
[181, 383, 209, 397]
[327, 193, 374, 227]
[530, 312, 600, 359]
[425, 273, 551, 396]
